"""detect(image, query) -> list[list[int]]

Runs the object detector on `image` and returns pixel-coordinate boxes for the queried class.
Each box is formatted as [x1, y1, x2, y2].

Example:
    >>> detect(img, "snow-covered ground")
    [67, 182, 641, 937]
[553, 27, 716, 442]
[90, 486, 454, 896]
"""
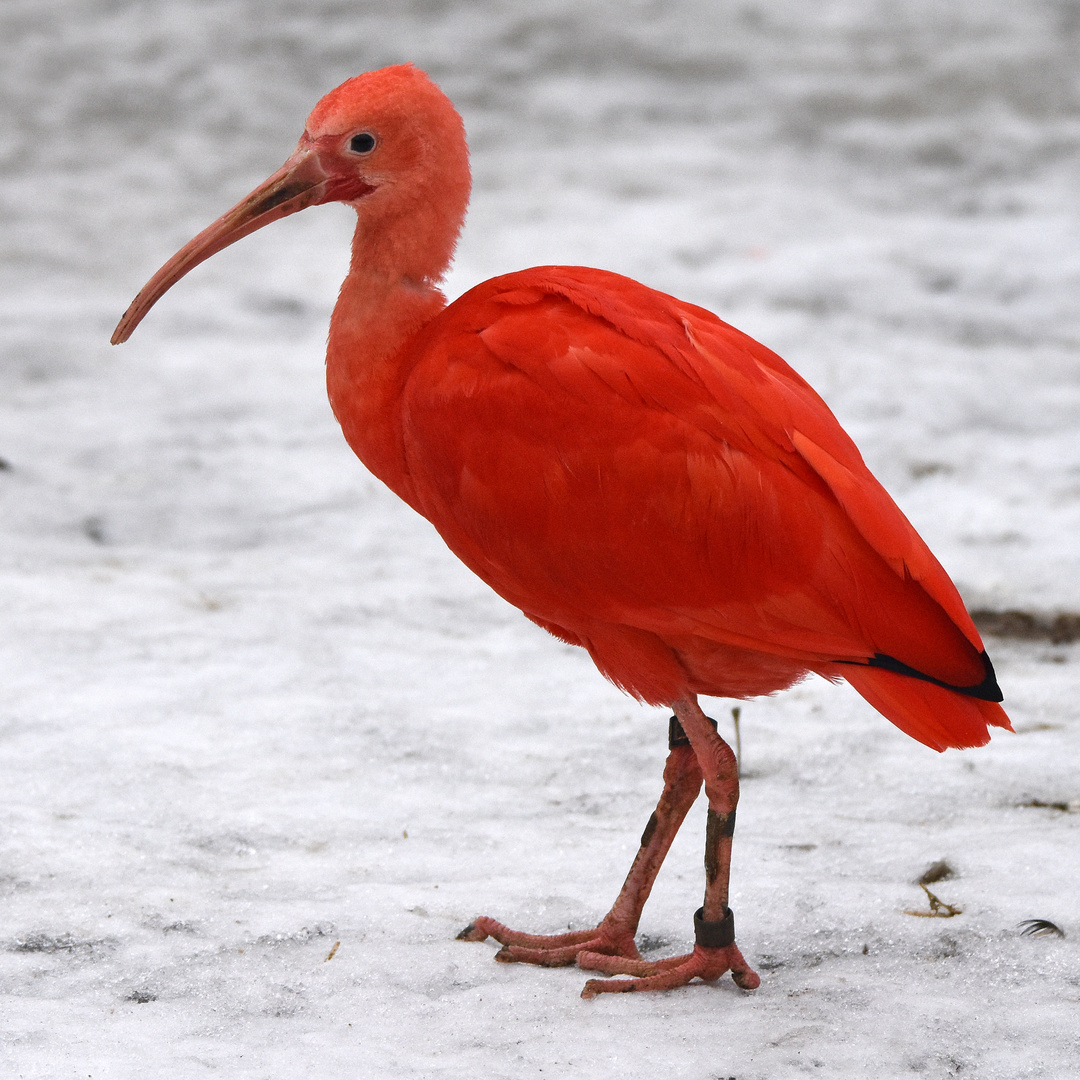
[2, 1, 1078, 1076]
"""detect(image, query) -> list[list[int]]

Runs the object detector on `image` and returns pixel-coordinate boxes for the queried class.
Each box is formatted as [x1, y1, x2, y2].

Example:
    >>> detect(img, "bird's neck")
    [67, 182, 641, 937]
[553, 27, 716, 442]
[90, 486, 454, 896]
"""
[325, 255, 447, 508]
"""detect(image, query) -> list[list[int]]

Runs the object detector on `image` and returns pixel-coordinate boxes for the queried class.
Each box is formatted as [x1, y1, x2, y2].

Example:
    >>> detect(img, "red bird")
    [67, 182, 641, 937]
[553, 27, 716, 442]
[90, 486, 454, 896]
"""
[113, 65, 1010, 996]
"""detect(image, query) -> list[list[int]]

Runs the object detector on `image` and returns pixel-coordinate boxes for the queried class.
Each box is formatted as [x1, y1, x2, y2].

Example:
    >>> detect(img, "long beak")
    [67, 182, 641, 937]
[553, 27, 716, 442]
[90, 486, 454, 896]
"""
[112, 142, 331, 344]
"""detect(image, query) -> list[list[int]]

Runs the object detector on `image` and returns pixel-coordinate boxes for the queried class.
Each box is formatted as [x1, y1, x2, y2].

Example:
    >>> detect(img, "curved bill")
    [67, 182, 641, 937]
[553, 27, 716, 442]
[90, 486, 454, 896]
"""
[112, 142, 332, 344]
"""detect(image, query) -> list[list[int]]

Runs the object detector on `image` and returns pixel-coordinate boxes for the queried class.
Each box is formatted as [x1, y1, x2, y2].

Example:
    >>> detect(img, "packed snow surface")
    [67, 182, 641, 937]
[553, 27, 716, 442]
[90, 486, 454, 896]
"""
[1, 1, 1078, 1076]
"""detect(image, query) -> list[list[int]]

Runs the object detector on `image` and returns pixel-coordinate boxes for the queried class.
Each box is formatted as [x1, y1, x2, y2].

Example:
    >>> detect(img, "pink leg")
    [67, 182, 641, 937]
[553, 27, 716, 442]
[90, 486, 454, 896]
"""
[580, 696, 761, 996]
[458, 718, 704, 967]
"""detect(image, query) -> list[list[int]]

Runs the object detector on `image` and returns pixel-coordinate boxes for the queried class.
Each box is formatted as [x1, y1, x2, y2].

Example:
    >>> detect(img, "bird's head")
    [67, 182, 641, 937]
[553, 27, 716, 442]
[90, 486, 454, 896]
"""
[112, 64, 471, 344]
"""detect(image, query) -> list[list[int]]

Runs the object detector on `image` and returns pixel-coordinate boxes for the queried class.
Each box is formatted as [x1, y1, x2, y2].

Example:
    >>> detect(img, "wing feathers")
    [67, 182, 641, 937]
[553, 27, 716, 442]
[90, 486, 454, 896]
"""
[842, 664, 1012, 751]
[790, 429, 983, 649]
[399, 266, 1005, 744]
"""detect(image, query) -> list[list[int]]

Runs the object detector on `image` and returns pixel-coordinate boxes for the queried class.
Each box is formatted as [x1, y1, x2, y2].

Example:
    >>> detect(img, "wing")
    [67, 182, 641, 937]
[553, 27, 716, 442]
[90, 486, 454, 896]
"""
[398, 266, 997, 700]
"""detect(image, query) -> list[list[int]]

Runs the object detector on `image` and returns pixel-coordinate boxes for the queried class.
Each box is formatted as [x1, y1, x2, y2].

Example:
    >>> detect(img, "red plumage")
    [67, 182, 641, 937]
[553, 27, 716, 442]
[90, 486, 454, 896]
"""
[334, 266, 1008, 749]
[113, 65, 1010, 995]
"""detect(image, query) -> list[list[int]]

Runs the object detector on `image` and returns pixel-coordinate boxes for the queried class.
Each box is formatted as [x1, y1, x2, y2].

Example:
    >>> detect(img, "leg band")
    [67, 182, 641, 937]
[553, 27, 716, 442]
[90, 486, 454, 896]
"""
[668, 713, 718, 750]
[694, 906, 735, 948]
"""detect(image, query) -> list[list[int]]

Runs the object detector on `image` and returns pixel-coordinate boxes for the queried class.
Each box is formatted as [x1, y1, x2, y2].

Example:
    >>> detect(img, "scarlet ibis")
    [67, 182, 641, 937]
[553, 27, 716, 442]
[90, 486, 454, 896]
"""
[113, 64, 1010, 996]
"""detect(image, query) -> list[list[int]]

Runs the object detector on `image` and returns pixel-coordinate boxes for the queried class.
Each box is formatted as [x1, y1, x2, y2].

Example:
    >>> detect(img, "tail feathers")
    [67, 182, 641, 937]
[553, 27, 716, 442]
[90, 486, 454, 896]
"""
[841, 664, 1013, 752]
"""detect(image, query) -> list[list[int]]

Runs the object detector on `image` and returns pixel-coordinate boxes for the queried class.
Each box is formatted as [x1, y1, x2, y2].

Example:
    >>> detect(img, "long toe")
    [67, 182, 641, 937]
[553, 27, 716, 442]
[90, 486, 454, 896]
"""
[581, 956, 705, 997]
[576, 951, 671, 976]
[495, 942, 587, 966]
[457, 916, 599, 949]
[579, 943, 760, 997]
[459, 915, 641, 965]
[727, 943, 761, 989]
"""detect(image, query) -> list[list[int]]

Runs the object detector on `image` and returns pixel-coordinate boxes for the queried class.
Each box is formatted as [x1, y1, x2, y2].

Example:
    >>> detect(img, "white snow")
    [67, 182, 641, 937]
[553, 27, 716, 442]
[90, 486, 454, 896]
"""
[1, 1, 1078, 1077]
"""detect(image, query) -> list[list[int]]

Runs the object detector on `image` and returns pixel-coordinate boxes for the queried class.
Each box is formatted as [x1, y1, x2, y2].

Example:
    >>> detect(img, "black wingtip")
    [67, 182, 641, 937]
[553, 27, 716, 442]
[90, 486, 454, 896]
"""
[862, 649, 1003, 702]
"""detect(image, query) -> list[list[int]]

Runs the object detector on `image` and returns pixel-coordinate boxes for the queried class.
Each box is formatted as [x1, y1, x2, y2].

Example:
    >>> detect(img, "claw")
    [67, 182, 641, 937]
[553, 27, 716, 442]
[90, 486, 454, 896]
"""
[732, 964, 761, 990]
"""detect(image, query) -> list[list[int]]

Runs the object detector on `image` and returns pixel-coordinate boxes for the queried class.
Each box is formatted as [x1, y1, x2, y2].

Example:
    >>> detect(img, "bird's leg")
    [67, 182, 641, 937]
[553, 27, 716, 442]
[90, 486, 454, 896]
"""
[579, 695, 761, 996]
[457, 722, 704, 967]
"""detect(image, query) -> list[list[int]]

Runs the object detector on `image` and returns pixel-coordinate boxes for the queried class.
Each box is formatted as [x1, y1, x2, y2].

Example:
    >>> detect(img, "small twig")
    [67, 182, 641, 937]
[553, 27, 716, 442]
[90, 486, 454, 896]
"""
[731, 706, 742, 777]
[1018, 797, 1079, 813]
[903, 883, 962, 918]
[325, 940, 341, 961]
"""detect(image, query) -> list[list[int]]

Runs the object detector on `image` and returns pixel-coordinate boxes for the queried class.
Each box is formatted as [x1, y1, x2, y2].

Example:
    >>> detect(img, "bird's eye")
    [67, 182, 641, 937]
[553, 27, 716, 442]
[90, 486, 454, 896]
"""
[349, 132, 376, 154]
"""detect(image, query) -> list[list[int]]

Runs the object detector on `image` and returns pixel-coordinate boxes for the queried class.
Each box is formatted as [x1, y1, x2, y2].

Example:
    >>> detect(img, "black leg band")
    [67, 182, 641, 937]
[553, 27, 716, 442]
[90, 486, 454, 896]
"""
[694, 906, 735, 948]
[668, 713, 718, 750]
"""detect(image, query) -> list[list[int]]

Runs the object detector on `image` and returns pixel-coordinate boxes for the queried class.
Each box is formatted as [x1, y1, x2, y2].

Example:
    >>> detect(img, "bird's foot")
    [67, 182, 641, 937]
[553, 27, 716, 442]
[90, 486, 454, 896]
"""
[578, 941, 760, 997]
[578, 906, 759, 996]
[457, 915, 641, 967]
